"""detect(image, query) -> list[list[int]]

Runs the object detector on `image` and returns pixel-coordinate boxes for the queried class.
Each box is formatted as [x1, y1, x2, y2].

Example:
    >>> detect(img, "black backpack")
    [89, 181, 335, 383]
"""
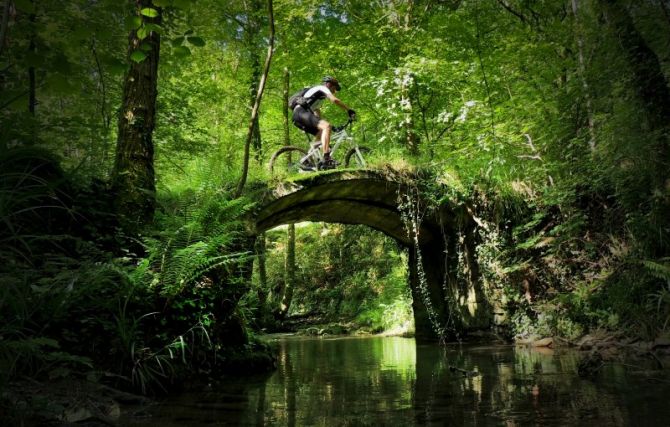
[288, 87, 310, 110]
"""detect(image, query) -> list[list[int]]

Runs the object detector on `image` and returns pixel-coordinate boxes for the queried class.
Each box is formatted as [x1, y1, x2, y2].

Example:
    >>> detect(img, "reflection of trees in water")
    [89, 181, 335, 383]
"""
[412, 344, 630, 425]
[196, 338, 666, 426]
[263, 337, 418, 425]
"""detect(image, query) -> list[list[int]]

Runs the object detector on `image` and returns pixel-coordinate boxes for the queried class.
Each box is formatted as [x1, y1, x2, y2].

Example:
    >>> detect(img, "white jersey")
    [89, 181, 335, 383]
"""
[303, 85, 332, 111]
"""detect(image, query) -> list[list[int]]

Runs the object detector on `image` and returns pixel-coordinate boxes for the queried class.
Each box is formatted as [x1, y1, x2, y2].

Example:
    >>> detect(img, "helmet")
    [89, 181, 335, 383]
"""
[322, 76, 341, 91]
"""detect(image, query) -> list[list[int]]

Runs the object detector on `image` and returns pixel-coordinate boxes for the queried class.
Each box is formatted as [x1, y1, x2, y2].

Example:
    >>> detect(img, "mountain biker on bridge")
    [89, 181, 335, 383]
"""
[291, 76, 356, 168]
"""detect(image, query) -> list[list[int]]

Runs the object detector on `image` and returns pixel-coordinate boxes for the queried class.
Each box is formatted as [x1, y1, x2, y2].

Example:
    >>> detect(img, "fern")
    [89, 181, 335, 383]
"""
[143, 192, 256, 297]
[642, 258, 670, 283]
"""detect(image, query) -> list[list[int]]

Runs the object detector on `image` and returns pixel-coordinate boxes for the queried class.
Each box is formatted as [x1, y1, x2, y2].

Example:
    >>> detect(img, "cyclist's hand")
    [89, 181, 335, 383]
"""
[348, 109, 356, 120]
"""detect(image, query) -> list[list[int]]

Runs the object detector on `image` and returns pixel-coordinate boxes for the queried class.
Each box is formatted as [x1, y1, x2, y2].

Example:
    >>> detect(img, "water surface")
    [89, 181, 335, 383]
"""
[127, 335, 670, 426]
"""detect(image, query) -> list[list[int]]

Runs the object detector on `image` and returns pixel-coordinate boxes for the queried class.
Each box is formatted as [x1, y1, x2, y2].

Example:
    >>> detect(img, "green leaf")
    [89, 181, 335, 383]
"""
[140, 7, 159, 18]
[152, 0, 171, 6]
[173, 46, 191, 57]
[187, 36, 205, 47]
[140, 42, 153, 52]
[144, 23, 162, 34]
[130, 50, 148, 63]
[137, 26, 148, 40]
[125, 15, 143, 30]
[171, 36, 185, 47]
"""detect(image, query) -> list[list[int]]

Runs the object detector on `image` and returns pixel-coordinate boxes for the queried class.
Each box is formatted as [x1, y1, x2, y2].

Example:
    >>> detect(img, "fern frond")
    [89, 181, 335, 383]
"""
[642, 258, 670, 283]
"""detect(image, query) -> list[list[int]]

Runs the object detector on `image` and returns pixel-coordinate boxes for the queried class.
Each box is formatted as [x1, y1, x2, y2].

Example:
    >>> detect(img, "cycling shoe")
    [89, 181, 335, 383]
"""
[318, 159, 338, 170]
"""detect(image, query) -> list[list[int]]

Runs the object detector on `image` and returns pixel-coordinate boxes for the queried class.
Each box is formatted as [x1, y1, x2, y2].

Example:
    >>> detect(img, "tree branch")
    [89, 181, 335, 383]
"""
[496, 0, 527, 24]
[235, 0, 274, 198]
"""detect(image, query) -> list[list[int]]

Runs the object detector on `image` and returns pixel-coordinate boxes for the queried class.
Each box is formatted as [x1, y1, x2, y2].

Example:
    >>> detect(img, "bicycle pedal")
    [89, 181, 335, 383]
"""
[318, 160, 338, 170]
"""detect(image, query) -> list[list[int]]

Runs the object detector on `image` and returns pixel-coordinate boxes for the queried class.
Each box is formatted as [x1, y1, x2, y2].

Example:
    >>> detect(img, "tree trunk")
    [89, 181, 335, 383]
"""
[571, 0, 596, 151]
[599, 0, 670, 180]
[255, 232, 268, 308]
[278, 223, 296, 318]
[0, 1, 11, 56]
[399, 0, 419, 156]
[235, 0, 274, 198]
[28, 11, 35, 116]
[401, 72, 420, 155]
[283, 67, 290, 146]
[245, 0, 263, 162]
[111, 0, 161, 234]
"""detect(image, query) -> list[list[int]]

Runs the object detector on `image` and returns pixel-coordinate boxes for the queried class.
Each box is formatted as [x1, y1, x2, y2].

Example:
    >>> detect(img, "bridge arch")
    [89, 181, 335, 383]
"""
[256, 170, 434, 245]
[253, 170, 492, 341]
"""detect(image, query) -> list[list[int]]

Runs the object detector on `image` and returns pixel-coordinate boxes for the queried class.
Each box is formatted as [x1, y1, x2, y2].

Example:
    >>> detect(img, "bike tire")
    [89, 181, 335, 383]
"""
[344, 146, 371, 168]
[269, 146, 311, 174]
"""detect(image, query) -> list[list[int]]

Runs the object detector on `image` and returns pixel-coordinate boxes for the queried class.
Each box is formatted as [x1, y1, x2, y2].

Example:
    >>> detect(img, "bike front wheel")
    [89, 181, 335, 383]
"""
[269, 146, 312, 174]
[344, 146, 371, 168]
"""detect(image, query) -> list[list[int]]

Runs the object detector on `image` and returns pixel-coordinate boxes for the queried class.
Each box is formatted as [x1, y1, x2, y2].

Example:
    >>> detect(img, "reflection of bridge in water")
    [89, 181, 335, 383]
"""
[253, 169, 492, 341]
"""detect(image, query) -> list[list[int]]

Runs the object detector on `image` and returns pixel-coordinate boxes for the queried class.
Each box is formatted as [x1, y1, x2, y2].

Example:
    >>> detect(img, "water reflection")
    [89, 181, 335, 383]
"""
[127, 336, 670, 426]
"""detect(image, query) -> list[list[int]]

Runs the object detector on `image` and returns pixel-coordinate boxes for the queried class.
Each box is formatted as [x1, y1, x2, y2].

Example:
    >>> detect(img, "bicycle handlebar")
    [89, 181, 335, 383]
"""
[332, 117, 354, 133]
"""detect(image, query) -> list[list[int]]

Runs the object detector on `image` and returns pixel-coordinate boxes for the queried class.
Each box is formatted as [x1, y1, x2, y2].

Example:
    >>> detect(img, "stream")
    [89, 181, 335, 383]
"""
[125, 335, 670, 426]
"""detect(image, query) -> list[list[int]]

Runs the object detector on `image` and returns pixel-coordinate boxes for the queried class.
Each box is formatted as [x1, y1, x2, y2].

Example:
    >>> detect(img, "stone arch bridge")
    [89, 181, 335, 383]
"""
[252, 169, 492, 341]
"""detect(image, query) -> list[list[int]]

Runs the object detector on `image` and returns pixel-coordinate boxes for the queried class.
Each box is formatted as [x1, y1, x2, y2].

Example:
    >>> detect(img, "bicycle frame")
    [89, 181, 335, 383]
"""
[299, 118, 365, 167]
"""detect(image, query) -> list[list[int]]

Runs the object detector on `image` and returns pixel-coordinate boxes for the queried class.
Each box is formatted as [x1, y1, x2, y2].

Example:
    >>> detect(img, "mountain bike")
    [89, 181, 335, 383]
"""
[268, 118, 370, 174]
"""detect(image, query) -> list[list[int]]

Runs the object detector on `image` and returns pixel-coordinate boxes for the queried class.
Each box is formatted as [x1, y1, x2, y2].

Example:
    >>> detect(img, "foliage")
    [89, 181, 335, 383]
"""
[260, 223, 412, 333]
[1, 0, 670, 403]
[0, 144, 263, 394]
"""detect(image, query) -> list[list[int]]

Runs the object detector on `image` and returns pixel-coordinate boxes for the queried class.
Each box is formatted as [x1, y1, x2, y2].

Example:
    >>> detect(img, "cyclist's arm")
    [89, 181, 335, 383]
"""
[326, 93, 351, 112]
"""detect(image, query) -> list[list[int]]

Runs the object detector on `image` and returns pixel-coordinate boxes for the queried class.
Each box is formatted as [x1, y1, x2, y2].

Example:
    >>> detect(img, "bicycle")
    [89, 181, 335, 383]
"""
[268, 118, 371, 174]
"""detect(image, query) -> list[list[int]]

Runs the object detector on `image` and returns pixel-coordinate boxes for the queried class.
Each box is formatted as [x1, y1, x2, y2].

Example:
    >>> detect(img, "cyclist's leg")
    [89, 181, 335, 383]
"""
[293, 107, 320, 138]
[292, 108, 322, 169]
[317, 120, 332, 157]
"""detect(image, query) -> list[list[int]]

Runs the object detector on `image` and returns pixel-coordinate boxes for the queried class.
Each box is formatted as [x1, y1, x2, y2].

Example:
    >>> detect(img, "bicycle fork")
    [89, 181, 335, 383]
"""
[350, 146, 367, 167]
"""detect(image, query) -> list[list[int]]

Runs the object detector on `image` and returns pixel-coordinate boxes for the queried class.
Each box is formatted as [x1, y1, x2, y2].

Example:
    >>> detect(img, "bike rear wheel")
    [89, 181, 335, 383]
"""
[269, 146, 312, 174]
[344, 146, 371, 168]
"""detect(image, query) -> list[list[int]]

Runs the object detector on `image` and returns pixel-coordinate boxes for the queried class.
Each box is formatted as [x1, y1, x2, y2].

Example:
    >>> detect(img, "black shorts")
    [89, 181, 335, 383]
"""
[292, 106, 320, 135]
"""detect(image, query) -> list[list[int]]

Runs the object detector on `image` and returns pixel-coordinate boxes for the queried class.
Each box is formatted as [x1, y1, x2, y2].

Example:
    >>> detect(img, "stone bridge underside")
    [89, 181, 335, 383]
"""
[256, 170, 436, 246]
[253, 170, 491, 341]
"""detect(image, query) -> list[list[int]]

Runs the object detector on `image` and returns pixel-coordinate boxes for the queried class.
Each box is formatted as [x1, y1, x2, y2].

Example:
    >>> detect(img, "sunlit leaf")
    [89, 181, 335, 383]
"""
[130, 50, 148, 63]
[140, 7, 159, 18]
[137, 27, 148, 40]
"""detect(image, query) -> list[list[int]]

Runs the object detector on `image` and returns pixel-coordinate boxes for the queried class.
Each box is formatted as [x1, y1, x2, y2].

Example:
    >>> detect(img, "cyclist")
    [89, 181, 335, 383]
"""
[292, 76, 356, 168]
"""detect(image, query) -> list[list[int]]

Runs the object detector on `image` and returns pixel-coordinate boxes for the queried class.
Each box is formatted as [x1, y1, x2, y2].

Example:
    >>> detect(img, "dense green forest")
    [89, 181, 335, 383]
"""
[2, 0, 670, 420]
